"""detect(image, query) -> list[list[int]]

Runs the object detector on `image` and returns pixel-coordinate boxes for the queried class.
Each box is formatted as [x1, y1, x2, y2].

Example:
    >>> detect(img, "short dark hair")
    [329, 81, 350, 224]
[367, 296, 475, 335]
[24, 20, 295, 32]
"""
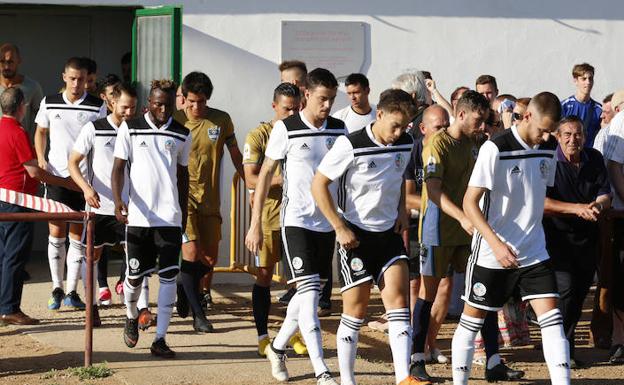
[495, 94, 516, 103]
[181, 71, 214, 99]
[98, 73, 121, 94]
[572, 63, 594, 78]
[150, 79, 177, 96]
[0, 87, 24, 116]
[273, 82, 300, 102]
[558, 115, 583, 132]
[475, 74, 498, 91]
[345, 73, 369, 89]
[529, 91, 562, 122]
[111, 82, 137, 100]
[0, 43, 20, 58]
[377, 88, 418, 119]
[421, 71, 432, 80]
[456, 90, 490, 114]
[278, 60, 307, 74]
[64, 56, 88, 72]
[450, 86, 469, 102]
[305, 68, 338, 91]
[81, 57, 97, 75]
[604, 93, 614, 104]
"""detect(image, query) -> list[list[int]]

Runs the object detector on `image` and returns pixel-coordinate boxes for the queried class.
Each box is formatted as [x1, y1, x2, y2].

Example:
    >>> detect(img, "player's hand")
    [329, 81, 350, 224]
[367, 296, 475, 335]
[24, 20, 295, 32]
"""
[336, 225, 359, 250]
[245, 223, 263, 255]
[493, 240, 518, 269]
[501, 110, 513, 129]
[38, 159, 48, 171]
[394, 211, 409, 234]
[114, 201, 128, 224]
[588, 201, 603, 216]
[425, 79, 437, 92]
[84, 186, 101, 209]
[460, 217, 474, 236]
[575, 203, 598, 222]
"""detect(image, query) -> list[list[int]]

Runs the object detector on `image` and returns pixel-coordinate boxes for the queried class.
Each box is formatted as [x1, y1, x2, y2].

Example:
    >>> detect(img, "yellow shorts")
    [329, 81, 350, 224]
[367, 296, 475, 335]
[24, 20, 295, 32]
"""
[255, 230, 281, 268]
[420, 245, 470, 278]
[184, 212, 222, 252]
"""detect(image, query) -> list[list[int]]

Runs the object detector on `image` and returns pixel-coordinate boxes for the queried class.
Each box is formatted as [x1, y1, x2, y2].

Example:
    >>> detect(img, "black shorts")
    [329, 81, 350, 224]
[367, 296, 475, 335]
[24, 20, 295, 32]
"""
[125, 226, 181, 279]
[45, 184, 85, 212]
[408, 225, 420, 278]
[82, 214, 125, 248]
[463, 260, 558, 311]
[282, 226, 335, 284]
[338, 222, 408, 292]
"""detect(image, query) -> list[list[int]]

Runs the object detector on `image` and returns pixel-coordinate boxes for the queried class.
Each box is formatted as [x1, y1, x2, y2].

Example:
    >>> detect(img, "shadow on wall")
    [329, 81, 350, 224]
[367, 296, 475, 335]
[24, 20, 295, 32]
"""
[181, 0, 620, 21]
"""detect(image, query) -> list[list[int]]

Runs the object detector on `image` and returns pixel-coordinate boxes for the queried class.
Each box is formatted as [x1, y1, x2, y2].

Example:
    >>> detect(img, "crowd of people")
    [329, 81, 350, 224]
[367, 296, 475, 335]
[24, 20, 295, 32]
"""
[1, 40, 624, 385]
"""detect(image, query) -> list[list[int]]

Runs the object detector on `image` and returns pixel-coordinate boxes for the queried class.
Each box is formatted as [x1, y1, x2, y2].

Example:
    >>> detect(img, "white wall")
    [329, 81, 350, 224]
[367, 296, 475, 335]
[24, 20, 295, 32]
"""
[6, 0, 624, 282]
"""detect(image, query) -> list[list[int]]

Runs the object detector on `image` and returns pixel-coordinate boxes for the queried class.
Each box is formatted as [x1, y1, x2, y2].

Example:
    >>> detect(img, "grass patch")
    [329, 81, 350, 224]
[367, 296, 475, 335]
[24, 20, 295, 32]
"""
[68, 363, 114, 380]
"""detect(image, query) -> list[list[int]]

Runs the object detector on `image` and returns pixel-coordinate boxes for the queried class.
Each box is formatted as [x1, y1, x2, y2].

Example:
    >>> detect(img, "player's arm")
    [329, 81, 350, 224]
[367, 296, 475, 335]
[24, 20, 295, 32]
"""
[34, 125, 48, 169]
[464, 186, 518, 268]
[405, 179, 421, 211]
[226, 135, 246, 182]
[426, 177, 473, 235]
[111, 157, 128, 224]
[245, 157, 279, 254]
[544, 197, 598, 221]
[244, 163, 283, 190]
[395, 178, 409, 234]
[177, 165, 189, 231]
[426, 79, 453, 117]
[22, 159, 79, 191]
[68, 151, 100, 208]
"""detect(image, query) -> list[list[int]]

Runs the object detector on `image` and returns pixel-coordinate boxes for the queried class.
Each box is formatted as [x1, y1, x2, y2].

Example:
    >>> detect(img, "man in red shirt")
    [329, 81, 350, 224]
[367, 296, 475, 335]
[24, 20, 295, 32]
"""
[0, 87, 77, 325]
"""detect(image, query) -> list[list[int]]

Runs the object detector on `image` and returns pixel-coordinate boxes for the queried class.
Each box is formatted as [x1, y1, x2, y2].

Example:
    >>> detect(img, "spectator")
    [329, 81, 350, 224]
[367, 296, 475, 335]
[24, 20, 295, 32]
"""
[475, 74, 498, 104]
[543, 116, 611, 368]
[0, 43, 43, 140]
[561, 63, 602, 148]
[593, 93, 615, 155]
[0, 87, 77, 325]
[332, 73, 376, 134]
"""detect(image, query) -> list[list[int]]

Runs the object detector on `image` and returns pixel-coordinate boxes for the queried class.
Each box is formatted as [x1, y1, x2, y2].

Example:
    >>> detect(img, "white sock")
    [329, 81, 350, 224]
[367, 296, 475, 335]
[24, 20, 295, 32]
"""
[451, 314, 484, 385]
[337, 314, 364, 385]
[65, 239, 84, 294]
[272, 291, 301, 350]
[538, 309, 570, 385]
[48, 236, 66, 289]
[297, 277, 329, 377]
[387, 308, 412, 384]
[155, 276, 177, 340]
[138, 276, 150, 309]
[124, 277, 142, 319]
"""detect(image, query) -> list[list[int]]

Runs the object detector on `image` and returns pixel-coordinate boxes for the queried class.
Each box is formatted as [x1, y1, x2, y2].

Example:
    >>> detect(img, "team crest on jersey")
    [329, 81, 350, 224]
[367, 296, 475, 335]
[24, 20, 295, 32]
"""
[208, 126, 220, 141]
[471, 146, 479, 159]
[395, 153, 404, 169]
[243, 143, 251, 160]
[77, 111, 89, 124]
[165, 139, 176, 152]
[325, 137, 336, 150]
[539, 159, 549, 178]
[350, 257, 364, 273]
[426, 155, 437, 173]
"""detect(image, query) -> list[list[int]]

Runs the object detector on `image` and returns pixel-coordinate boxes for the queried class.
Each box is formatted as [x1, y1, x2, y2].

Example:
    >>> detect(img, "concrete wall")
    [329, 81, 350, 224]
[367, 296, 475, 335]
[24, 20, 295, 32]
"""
[4, 0, 623, 283]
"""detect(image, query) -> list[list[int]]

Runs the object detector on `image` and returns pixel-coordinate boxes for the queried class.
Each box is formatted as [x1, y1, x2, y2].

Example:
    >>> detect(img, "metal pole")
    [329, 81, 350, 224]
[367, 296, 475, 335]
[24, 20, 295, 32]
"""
[84, 218, 94, 367]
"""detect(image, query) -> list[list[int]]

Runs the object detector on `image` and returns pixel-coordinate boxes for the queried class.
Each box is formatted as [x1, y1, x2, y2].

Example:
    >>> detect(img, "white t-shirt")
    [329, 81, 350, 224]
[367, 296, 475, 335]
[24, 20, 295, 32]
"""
[265, 112, 346, 232]
[317, 123, 413, 232]
[72, 115, 129, 216]
[113, 113, 192, 228]
[603, 110, 624, 209]
[332, 104, 376, 134]
[468, 126, 557, 269]
[35, 92, 107, 177]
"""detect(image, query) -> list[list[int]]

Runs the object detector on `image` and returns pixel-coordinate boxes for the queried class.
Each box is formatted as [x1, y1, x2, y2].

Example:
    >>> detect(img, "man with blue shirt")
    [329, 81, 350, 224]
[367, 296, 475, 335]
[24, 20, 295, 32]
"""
[561, 63, 602, 148]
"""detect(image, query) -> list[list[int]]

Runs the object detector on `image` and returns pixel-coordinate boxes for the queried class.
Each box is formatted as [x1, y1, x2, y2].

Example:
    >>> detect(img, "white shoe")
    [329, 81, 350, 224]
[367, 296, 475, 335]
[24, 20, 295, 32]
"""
[316, 372, 339, 385]
[265, 343, 289, 382]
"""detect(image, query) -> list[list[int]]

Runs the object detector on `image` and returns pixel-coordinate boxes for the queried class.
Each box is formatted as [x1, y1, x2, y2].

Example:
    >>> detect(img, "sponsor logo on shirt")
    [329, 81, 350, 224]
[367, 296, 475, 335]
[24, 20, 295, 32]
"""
[139, 141, 148, 147]
[325, 137, 335, 150]
[511, 165, 521, 175]
[299, 143, 310, 151]
[368, 161, 377, 169]
[54, 113, 62, 120]
[105, 140, 113, 147]
[208, 126, 220, 141]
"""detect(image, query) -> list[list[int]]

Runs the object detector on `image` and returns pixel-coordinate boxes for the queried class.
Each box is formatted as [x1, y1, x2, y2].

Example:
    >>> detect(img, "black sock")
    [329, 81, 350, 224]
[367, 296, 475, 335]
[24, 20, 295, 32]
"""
[482, 311, 500, 362]
[412, 298, 433, 354]
[252, 284, 271, 337]
[181, 260, 205, 318]
[97, 248, 109, 288]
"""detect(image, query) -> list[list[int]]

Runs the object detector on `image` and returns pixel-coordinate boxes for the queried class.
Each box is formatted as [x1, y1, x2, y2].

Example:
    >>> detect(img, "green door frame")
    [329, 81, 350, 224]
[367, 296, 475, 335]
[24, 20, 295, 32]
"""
[131, 5, 182, 84]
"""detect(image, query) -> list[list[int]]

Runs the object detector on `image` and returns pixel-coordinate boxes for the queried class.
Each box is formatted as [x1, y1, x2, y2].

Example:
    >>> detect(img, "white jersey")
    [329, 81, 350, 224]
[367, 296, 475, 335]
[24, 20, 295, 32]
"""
[468, 126, 557, 269]
[265, 112, 346, 232]
[72, 116, 129, 216]
[332, 104, 376, 134]
[317, 123, 413, 232]
[602, 111, 624, 209]
[113, 113, 192, 228]
[35, 92, 107, 177]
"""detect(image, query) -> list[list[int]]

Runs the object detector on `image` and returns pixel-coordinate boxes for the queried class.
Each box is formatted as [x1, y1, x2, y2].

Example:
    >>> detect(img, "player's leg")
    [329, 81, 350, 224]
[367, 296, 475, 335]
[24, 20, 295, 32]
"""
[180, 238, 213, 332]
[338, 282, 371, 385]
[97, 247, 112, 305]
[150, 227, 182, 358]
[426, 275, 452, 363]
[65, 222, 86, 309]
[452, 303, 488, 385]
[253, 230, 280, 355]
[47, 220, 67, 310]
[199, 216, 222, 310]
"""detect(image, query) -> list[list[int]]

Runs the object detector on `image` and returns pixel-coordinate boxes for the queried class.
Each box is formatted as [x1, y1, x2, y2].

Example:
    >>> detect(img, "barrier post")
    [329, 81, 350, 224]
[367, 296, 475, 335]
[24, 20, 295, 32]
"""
[84, 217, 94, 367]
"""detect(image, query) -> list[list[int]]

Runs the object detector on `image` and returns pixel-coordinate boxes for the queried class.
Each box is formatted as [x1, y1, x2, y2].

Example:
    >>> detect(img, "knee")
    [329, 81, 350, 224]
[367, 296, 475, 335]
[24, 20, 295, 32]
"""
[127, 277, 142, 287]
[159, 268, 179, 280]
[255, 268, 273, 287]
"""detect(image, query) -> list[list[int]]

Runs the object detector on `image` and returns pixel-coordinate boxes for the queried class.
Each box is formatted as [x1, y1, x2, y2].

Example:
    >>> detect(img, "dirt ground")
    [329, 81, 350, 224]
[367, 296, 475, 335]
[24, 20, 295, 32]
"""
[1, 284, 623, 385]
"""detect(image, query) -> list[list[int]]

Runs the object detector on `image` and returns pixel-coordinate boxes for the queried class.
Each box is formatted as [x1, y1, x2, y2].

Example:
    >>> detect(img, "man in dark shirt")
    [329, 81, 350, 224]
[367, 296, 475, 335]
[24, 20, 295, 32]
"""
[543, 115, 611, 368]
